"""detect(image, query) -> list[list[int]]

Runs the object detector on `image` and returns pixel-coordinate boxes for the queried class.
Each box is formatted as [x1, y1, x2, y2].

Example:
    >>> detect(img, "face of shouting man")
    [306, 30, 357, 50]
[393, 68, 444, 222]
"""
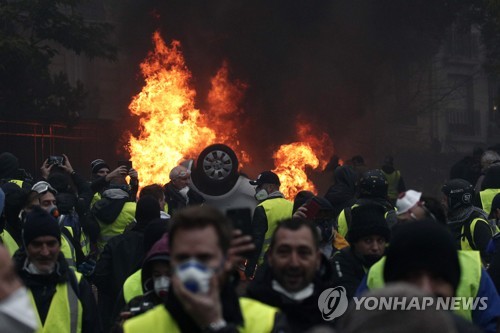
[267, 224, 321, 292]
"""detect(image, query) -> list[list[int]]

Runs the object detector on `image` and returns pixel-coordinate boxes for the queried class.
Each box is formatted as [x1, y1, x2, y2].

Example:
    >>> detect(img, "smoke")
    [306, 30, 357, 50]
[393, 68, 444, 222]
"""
[113, 0, 462, 188]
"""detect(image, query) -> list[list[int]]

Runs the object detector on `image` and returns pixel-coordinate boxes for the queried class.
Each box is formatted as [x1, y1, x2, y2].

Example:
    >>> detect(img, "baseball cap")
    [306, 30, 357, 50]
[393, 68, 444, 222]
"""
[249, 171, 280, 186]
[396, 190, 422, 215]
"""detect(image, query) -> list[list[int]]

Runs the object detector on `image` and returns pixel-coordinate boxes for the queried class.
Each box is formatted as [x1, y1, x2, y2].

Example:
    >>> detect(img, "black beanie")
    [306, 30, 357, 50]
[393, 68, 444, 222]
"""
[135, 195, 161, 226]
[384, 220, 461, 294]
[346, 204, 390, 243]
[91, 159, 109, 174]
[0, 152, 19, 179]
[23, 206, 61, 247]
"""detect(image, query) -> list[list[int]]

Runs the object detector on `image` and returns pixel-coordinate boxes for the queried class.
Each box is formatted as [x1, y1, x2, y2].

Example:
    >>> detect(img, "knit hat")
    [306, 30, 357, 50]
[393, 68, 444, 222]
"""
[396, 190, 422, 215]
[384, 220, 461, 294]
[91, 159, 109, 174]
[346, 204, 390, 243]
[135, 195, 161, 226]
[22, 206, 61, 247]
[0, 152, 19, 179]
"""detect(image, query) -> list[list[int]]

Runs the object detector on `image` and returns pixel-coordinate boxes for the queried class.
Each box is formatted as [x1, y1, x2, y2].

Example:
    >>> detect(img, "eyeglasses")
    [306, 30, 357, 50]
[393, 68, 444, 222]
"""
[31, 181, 57, 194]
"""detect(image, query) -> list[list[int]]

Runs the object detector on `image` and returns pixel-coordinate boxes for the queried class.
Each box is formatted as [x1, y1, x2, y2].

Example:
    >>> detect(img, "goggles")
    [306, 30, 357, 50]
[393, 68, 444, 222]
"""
[31, 181, 57, 194]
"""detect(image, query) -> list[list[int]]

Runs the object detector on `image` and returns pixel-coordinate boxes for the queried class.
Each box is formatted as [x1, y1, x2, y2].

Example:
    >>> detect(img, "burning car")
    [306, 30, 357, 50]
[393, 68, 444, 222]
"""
[186, 144, 258, 227]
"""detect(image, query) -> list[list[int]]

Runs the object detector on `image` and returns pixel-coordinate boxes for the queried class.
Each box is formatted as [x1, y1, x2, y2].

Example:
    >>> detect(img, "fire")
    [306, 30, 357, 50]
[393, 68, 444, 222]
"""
[206, 61, 250, 166]
[272, 123, 334, 199]
[127, 31, 247, 186]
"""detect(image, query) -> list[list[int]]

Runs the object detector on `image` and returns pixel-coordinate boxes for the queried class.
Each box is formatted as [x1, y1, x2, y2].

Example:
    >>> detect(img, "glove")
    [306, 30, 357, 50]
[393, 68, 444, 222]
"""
[78, 259, 96, 276]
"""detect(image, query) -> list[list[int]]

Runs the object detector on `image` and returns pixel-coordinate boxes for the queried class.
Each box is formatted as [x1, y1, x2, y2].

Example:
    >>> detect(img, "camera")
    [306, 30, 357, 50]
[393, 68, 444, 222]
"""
[47, 155, 65, 166]
[128, 301, 155, 317]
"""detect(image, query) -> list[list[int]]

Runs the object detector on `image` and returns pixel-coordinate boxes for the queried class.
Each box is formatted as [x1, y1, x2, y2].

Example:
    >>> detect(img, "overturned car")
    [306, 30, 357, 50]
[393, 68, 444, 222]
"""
[186, 144, 258, 231]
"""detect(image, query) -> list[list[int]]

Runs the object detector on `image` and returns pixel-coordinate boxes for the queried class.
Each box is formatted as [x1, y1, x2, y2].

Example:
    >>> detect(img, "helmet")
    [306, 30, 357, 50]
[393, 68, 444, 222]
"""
[359, 169, 388, 198]
[441, 179, 474, 210]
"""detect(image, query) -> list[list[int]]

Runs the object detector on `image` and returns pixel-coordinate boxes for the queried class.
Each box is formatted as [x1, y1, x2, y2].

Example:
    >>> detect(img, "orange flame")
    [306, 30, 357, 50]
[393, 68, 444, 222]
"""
[127, 32, 247, 186]
[206, 61, 250, 166]
[272, 123, 334, 199]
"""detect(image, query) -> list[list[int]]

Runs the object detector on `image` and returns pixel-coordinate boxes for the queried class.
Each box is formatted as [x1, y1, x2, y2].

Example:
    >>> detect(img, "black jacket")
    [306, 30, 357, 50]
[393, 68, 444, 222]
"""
[330, 247, 368, 300]
[163, 182, 205, 216]
[93, 228, 145, 331]
[13, 250, 101, 333]
[246, 255, 335, 332]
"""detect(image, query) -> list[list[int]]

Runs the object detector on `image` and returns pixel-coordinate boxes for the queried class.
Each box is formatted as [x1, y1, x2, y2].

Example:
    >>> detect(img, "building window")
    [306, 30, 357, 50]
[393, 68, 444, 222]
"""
[446, 74, 475, 136]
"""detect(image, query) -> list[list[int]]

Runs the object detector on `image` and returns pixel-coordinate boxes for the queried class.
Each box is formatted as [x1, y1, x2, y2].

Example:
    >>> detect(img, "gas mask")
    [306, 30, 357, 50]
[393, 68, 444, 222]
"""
[153, 276, 170, 297]
[254, 189, 269, 201]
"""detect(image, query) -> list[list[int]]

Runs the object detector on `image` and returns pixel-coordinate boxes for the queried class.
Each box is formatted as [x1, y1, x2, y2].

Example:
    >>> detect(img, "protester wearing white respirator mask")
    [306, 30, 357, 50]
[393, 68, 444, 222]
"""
[163, 165, 205, 216]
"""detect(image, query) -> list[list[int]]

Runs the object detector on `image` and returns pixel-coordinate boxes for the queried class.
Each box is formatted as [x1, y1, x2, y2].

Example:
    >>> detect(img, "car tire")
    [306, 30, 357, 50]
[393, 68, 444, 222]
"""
[192, 144, 239, 196]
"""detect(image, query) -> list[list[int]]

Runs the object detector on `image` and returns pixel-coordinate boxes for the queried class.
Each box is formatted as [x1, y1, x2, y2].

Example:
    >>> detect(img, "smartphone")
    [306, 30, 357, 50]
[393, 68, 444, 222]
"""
[226, 208, 255, 258]
[48, 155, 65, 166]
[117, 160, 132, 171]
[304, 197, 322, 219]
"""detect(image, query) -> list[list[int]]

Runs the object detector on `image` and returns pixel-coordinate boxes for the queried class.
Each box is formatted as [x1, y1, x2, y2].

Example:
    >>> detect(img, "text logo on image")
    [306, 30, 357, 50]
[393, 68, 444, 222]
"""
[317, 286, 349, 321]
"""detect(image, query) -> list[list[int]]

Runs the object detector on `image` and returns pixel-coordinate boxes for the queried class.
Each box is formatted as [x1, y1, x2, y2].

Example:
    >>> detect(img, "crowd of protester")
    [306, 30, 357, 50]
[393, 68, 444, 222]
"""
[0, 149, 500, 333]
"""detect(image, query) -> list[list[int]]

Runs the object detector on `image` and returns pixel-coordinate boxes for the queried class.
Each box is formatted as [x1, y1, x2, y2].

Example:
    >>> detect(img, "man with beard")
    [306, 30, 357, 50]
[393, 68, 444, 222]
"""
[331, 204, 390, 299]
[13, 207, 101, 333]
[246, 218, 336, 332]
[121, 205, 286, 333]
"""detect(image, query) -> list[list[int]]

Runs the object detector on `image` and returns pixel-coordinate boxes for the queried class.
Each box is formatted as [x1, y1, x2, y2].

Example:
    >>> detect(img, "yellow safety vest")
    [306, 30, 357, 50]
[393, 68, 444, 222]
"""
[90, 192, 101, 209]
[381, 170, 401, 201]
[479, 188, 500, 215]
[258, 198, 293, 263]
[9, 179, 24, 188]
[366, 251, 481, 321]
[29, 271, 83, 333]
[61, 228, 77, 270]
[0, 229, 19, 256]
[97, 202, 136, 251]
[123, 269, 143, 304]
[123, 297, 278, 333]
[337, 204, 359, 238]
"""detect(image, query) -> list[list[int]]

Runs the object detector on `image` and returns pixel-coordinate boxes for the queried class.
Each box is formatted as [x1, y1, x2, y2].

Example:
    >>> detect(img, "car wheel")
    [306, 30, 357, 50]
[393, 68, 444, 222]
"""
[192, 144, 239, 196]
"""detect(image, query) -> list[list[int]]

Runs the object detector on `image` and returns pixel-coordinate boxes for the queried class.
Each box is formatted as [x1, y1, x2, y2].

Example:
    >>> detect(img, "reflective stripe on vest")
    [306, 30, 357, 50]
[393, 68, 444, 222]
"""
[123, 297, 278, 333]
[0, 229, 19, 256]
[337, 204, 359, 238]
[61, 229, 77, 270]
[123, 269, 143, 303]
[97, 201, 136, 250]
[479, 188, 500, 215]
[459, 218, 492, 251]
[258, 198, 293, 263]
[382, 170, 400, 200]
[366, 251, 481, 321]
[29, 272, 83, 333]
